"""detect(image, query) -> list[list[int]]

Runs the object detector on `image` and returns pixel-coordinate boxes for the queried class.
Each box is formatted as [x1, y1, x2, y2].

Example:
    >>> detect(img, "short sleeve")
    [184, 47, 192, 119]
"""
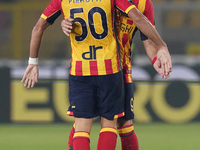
[41, 0, 62, 25]
[115, 0, 136, 14]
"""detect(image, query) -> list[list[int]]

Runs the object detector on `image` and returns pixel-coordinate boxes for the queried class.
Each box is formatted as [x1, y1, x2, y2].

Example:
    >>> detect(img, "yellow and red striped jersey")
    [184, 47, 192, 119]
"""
[41, 0, 135, 76]
[116, 0, 155, 83]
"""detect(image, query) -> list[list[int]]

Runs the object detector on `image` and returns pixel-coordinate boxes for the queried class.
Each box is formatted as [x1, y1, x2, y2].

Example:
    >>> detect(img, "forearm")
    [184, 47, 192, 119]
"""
[29, 28, 43, 58]
[128, 8, 166, 49]
[143, 39, 158, 61]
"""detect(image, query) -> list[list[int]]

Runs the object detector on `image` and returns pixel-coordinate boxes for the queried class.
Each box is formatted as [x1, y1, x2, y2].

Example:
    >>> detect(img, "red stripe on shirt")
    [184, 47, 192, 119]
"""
[122, 33, 129, 68]
[122, 33, 129, 48]
[122, 34, 130, 82]
[116, 48, 120, 71]
[90, 61, 98, 75]
[105, 59, 113, 75]
[126, 19, 133, 25]
[75, 61, 83, 76]
[70, 48, 73, 74]
[123, 68, 128, 82]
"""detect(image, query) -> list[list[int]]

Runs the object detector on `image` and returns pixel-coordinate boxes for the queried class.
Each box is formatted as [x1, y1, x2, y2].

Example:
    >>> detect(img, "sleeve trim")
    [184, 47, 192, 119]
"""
[41, 14, 47, 20]
[125, 5, 136, 14]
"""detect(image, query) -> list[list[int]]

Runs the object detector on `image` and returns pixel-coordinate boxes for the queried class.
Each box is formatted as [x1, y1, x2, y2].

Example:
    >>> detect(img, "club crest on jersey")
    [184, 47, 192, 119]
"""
[82, 45, 102, 60]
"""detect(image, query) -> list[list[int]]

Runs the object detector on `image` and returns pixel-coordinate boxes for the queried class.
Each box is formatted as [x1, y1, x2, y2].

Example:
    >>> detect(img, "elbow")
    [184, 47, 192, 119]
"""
[32, 24, 44, 34]
[32, 18, 49, 34]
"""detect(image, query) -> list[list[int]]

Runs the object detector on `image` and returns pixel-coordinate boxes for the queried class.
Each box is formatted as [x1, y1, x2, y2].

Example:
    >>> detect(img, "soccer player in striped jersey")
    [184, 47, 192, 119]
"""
[115, 0, 171, 150]
[62, 0, 172, 150]
[22, 0, 171, 150]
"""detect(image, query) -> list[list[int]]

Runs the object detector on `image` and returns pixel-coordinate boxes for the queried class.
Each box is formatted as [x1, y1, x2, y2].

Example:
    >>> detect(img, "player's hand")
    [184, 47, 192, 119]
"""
[156, 49, 172, 79]
[61, 18, 74, 36]
[21, 64, 39, 88]
[153, 59, 163, 77]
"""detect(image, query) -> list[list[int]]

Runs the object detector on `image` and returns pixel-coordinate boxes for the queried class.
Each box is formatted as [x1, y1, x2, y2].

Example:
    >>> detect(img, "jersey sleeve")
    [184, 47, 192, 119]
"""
[115, 0, 136, 14]
[140, 0, 155, 40]
[41, 0, 62, 25]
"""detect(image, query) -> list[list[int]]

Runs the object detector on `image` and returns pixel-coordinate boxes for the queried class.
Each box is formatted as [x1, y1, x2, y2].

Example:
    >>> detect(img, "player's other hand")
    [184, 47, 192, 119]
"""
[155, 49, 172, 79]
[21, 64, 39, 88]
[61, 18, 74, 36]
[153, 59, 163, 77]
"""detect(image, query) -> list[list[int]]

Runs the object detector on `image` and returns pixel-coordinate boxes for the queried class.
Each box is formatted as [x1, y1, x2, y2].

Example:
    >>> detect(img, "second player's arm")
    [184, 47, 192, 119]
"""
[128, 8, 166, 50]
[128, 8, 172, 77]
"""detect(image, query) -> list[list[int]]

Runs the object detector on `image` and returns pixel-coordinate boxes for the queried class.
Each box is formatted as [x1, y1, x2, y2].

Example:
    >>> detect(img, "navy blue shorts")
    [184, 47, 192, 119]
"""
[123, 83, 134, 119]
[67, 71, 124, 120]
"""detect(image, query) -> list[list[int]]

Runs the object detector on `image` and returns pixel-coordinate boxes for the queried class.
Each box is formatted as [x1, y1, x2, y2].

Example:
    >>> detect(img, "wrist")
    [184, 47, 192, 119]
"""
[152, 56, 157, 65]
[28, 57, 38, 65]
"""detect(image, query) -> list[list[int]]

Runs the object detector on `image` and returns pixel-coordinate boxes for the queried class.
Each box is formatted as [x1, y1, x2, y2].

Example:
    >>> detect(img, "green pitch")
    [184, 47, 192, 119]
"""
[0, 123, 200, 150]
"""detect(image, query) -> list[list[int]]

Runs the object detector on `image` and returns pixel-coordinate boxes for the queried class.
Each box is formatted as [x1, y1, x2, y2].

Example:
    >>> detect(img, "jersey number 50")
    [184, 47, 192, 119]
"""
[70, 7, 108, 42]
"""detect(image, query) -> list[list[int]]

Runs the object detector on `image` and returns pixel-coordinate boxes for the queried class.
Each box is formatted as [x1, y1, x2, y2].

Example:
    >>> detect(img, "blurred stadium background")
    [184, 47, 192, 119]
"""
[0, 0, 200, 149]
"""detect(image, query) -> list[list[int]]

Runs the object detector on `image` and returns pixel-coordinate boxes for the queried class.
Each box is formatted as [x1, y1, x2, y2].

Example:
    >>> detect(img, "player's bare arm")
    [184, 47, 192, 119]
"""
[21, 17, 50, 88]
[128, 8, 167, 49]
[128, 8, 172, 78]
